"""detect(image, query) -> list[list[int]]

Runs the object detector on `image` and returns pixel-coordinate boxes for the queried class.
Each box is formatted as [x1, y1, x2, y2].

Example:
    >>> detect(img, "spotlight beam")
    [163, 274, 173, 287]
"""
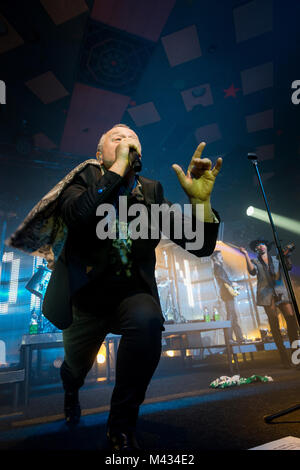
[246, 206, 300, 235]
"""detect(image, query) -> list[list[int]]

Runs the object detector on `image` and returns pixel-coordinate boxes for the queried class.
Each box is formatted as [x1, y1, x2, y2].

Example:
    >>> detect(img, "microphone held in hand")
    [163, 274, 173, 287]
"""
[129, 148, 142, 173]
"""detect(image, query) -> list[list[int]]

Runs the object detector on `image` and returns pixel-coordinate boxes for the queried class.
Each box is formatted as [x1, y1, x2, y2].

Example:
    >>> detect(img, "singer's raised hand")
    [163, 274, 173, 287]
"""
[172, 142, 222, 202]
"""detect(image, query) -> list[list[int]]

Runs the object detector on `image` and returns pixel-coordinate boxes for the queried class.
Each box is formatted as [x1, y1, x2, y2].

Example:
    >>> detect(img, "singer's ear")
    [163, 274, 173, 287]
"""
[96, 151, 102, 163]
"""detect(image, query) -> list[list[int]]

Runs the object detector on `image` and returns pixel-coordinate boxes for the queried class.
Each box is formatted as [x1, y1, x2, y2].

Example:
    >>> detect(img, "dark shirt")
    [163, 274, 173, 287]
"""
[72, 188, 151, 313]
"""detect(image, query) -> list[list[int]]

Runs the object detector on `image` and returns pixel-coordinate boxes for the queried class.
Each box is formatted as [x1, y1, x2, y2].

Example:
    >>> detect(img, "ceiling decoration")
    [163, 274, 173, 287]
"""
[0, 0, 299, 252]
[79, 20, 155, 94]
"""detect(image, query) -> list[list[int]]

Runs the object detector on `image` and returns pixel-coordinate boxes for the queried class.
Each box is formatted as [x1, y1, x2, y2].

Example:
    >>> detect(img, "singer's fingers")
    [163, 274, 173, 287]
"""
[193, 141, 206, 159]
[123, 137, 142, 155]
[190, 141, 206, 162]
[172, 164, 186, 186]
[188, 142, 206, 173]
[189, 158, 212, 177]
[192, 158, 212, 169]
[211, 157, 223, 177]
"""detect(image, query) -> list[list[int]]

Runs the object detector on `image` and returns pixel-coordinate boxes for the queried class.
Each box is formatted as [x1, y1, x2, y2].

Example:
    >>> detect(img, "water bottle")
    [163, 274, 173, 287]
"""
[204, 307, 210, 322]
[29, 312, 39, 335]
[213, 307, 220, 321]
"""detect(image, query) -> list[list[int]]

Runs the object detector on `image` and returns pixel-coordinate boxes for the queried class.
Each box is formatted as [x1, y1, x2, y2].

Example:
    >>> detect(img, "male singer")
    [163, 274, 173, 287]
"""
[10, 124, 222, 452]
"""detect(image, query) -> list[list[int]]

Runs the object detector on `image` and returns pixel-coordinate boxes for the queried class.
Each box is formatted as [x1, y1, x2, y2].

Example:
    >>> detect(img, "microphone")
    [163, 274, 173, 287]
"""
[129, 148, 142, 173]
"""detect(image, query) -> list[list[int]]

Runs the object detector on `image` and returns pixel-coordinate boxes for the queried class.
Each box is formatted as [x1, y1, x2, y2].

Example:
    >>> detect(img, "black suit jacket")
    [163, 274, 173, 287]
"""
[42, 163, 220, 329]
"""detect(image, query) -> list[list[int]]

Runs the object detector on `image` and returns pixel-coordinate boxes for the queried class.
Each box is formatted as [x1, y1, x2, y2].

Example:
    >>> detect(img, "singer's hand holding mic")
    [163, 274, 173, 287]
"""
[110, 137, 142, 176]
[113, 137, 142, 175]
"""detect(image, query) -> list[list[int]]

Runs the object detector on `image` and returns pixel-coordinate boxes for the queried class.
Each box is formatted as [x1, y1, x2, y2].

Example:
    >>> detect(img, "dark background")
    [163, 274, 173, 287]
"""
[0, 0, 299, 263]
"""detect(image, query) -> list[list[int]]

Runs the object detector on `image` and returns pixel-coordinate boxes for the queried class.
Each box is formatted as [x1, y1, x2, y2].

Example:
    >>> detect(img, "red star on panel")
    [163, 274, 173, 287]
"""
[224, 83, 240, 98]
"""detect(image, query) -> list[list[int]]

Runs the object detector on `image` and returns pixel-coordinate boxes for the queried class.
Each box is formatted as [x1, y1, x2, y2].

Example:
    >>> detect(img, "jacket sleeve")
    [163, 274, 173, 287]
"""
[58, 167, 123, 230]
[154, 181, 219, 257]
[247, 258, 258, 276]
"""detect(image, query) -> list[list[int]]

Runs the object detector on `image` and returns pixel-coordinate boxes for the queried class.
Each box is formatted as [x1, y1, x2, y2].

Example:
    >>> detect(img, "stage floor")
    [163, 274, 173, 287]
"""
[1, 350, 300, 454]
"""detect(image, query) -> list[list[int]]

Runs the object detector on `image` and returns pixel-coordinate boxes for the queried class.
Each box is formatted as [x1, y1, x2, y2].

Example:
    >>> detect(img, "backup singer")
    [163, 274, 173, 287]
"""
[8, 124, 221, 452]
[240, 239, 298, 367]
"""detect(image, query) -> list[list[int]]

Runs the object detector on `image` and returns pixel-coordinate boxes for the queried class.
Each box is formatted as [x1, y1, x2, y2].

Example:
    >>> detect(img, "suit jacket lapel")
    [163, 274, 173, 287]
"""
[137, 175, 156, 206]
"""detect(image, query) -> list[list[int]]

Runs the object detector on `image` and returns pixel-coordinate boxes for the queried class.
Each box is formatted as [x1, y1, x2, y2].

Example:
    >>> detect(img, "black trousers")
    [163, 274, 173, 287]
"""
[264, 298, 299, 364]
[224, 299, 244, 342]
[60, 284, 164, 432]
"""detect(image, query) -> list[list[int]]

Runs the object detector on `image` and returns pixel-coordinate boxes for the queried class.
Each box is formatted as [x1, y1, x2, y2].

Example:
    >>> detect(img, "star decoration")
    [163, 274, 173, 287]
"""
[224, 83, 240, 98]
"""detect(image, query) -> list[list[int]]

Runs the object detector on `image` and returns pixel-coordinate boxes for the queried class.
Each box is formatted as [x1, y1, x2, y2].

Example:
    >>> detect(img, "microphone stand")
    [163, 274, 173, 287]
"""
[248, 153, 300, 423]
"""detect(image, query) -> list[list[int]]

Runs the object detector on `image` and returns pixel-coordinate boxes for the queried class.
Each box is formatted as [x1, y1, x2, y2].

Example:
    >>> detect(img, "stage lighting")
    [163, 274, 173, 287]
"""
[246, 206, 254, 216]
[26, 263, 52, 298]
[97, 344, 106, 364]
[166, 350, 175, 357]
[97, 354, 106, 364]
[165, 350, 181, 357]
[246, 206, 300, 235]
